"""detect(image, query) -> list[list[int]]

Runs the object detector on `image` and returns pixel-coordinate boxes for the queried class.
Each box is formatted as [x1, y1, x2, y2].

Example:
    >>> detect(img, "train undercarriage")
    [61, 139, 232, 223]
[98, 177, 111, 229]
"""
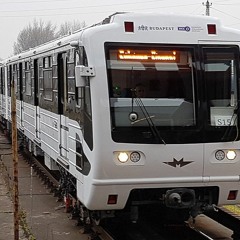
[56, 164, 219, 226]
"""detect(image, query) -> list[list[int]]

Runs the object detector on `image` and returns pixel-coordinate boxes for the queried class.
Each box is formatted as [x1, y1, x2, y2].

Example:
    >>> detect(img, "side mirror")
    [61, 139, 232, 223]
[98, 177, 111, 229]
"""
[75, 65, 95, 87]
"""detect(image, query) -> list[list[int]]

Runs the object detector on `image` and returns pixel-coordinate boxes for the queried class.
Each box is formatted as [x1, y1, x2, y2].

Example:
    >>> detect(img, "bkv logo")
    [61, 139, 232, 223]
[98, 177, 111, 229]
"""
[178, 26, 191, 32]
[163, 158, 193, 168]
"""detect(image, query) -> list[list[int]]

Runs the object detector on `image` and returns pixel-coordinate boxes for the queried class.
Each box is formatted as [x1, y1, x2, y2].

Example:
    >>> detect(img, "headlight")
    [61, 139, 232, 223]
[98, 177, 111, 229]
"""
[215, 150, 225, 161]
[130, 151, 141, 162]
[226, 150, 236, 160]
[115, 151, 144, 165]
[118, 152, 129, 163]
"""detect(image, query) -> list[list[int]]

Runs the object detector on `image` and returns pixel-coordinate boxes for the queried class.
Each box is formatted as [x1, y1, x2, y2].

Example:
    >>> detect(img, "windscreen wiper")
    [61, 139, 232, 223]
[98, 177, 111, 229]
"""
[129, 95, 166, 144]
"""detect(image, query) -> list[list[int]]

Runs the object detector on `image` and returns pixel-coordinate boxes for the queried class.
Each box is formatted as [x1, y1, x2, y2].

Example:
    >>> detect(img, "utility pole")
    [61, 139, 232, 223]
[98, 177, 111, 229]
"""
[202, 0, 212, 16]
[11, 77, 19, 240]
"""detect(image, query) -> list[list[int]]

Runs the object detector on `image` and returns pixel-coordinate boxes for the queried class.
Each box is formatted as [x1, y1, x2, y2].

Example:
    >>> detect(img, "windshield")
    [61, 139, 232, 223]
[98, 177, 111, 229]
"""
[107, 45, 196, 128]
[106, 43, 239, 144]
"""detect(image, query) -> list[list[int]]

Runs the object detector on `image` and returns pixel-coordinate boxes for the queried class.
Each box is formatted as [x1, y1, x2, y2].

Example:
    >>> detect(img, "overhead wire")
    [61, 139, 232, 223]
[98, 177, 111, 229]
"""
[0, 0, 239, 28]
[0, 0, 69, 3]
[0, 1, 203, 17]
[214, 1, 240, 5]
[211, 6, 240, 27]
[0, 0, 165, 12]
[212, 6, 240, 21]
[0, 0, 165, 6]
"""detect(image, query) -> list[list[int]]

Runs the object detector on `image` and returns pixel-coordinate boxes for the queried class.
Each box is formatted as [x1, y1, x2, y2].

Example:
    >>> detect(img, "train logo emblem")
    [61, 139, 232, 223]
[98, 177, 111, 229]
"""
[178, 26, 191, 32]
[163, 158, 193, 168]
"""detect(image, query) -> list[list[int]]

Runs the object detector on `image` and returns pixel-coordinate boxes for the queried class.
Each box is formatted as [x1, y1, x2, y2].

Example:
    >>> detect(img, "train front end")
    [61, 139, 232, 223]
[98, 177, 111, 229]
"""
[77, 13, 240, 220]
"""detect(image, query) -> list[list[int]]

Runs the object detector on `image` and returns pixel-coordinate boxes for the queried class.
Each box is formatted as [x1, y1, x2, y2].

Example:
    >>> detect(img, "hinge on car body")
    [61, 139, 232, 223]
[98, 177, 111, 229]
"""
[79, 66, 95, 77]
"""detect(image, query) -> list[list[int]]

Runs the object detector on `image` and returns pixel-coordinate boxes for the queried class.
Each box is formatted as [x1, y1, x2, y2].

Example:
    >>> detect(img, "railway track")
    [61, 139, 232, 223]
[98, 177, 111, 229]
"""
[25, 152, 238, 240]
[0, 133, 239, 240]
[102, 219, 213, 240]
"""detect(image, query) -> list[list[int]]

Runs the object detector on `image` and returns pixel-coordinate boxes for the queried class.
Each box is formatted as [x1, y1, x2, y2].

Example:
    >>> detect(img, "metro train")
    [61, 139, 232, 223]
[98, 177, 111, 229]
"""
[1, 12, 240, 223]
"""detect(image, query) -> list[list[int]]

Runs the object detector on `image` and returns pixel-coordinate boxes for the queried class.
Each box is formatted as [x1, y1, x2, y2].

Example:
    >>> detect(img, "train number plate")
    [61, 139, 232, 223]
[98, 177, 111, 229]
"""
[215, 116, 235, 126]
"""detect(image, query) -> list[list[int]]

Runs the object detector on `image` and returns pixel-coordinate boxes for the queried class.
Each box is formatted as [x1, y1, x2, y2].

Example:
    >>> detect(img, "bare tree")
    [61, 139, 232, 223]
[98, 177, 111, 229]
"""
[57, 20, 86, 37]
[13, 19, 56, 54]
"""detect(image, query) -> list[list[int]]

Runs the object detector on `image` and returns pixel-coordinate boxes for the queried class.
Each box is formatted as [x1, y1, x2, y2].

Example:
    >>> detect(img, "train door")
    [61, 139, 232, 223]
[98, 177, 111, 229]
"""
[7, 65, 12, 123]
[58, 53, 68, 159]
[14, 63, 21, 131]
[34, 59, 41, 142]
[18, 62, 24, 130]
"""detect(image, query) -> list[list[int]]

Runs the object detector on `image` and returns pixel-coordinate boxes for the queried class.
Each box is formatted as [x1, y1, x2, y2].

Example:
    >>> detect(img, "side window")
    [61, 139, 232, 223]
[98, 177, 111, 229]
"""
[67, 50, 75, 102]
[2, 67, 5, 95]
[7, 65, 12, 97]
[85, 82, 92, 116]
[0, 67, 3, 95]
[74, 47, 91, 116]
[39, 58, 43, 91]
[43, 56, 53, 101]
[13, 64, 18, 94]
[25, 73, 31, 96]
[75, 50, 84, 107]
[25, 61, 32, 96]
[18, 62, 23, 101]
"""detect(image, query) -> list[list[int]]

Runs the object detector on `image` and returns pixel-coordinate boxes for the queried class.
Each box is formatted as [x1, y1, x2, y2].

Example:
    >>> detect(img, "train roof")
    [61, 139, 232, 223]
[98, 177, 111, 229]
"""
[3, 12, 240, 64]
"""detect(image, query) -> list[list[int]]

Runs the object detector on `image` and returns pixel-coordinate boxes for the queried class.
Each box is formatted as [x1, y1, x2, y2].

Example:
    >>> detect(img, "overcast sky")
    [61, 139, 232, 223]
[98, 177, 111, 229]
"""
[1, 0, 240, 59]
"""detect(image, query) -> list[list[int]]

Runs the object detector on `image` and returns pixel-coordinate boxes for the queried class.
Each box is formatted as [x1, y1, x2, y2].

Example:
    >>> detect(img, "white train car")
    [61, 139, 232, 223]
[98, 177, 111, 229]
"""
[1, 12, 240, 222]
